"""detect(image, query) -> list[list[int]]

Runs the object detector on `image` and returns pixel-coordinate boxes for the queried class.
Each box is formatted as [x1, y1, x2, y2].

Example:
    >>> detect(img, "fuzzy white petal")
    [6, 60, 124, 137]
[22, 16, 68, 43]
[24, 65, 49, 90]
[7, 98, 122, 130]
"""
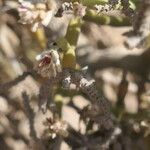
[41, 11, 53, 26]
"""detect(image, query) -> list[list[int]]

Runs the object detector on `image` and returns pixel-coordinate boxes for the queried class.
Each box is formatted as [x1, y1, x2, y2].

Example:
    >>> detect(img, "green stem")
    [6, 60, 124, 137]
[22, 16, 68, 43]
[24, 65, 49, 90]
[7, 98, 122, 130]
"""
[84, 10, 130, 26]
[81, 0, 108, 6]
[65, 17, 82, 46]
[72, 0, 108, 7]
[56, 17, 82, 69]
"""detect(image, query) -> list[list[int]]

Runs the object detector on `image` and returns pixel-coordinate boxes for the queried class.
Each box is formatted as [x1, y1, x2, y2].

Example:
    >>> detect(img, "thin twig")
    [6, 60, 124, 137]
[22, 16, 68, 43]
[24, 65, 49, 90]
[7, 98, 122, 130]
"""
[22, 91, 37, 140]
[0, 70, 36, 94]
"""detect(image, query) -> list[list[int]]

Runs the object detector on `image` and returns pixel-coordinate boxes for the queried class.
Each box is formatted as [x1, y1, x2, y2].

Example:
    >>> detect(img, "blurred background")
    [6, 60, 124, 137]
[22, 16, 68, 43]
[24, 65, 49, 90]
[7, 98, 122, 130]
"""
[0, 0, 150, 149]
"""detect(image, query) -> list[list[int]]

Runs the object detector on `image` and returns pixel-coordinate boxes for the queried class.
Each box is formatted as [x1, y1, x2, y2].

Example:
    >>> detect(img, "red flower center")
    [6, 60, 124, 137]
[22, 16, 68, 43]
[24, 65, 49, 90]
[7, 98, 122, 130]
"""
[39, 56, 51, 67]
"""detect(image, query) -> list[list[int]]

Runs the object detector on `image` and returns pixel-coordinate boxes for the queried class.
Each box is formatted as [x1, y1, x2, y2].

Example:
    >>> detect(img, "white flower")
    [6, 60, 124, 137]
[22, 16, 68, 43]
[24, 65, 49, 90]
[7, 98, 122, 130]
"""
[35, 49, 62, 78]
[73, 2, 87, 17]
[44, 117, 68, 139]
[18, 0, 55, 32]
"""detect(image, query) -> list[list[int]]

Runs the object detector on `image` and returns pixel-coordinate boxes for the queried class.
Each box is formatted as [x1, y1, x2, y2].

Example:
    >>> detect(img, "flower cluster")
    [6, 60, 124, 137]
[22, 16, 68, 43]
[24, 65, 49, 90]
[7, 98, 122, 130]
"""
[18, 0, 56, 32]
[44, 117, 68, 139]
[35, 48, 62, 78]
